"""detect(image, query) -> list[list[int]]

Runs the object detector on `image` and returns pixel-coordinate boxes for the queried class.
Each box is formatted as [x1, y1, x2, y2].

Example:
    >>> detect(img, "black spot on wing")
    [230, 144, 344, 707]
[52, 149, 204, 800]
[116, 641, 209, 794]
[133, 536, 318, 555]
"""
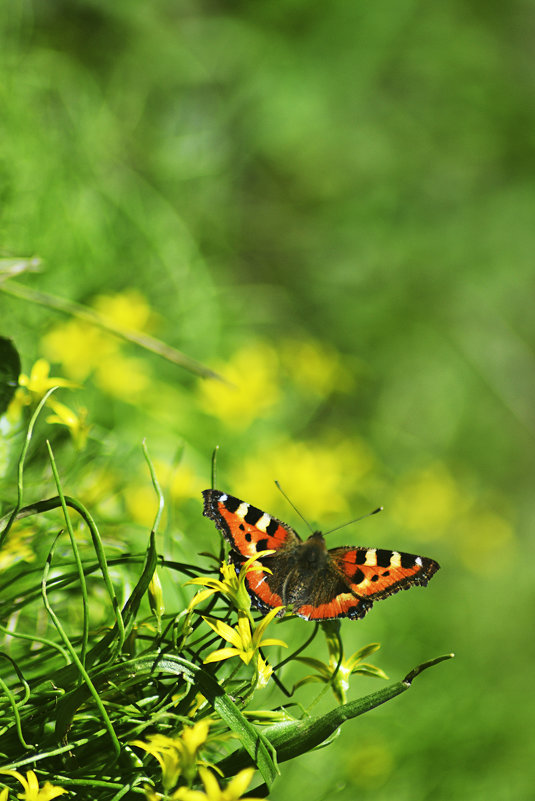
[355, 550, 367, 565]
[256, 538, 269, 552]
[376, 549, 393, 568]
[244, 505, 264, 525]
[401, 553, 417, 569]
[266, 518, 279, 537]
[223, 495, 241, 513]
[352, 567, 365, 584]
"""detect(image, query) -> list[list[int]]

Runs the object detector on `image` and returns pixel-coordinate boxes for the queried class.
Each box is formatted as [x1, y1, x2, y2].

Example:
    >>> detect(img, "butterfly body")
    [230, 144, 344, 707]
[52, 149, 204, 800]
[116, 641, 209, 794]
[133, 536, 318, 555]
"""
[202, 489, 439, 621]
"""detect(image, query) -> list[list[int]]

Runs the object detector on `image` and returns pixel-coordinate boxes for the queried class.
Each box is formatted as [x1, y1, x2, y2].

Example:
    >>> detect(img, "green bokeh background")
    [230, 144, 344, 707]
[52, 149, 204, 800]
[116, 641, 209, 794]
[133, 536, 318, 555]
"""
[1, 1, 534, 799]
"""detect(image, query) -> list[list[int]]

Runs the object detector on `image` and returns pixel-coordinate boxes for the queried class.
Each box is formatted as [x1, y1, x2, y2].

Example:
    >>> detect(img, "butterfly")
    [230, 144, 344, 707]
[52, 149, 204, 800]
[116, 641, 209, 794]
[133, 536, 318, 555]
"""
[202, 489, 440, 621]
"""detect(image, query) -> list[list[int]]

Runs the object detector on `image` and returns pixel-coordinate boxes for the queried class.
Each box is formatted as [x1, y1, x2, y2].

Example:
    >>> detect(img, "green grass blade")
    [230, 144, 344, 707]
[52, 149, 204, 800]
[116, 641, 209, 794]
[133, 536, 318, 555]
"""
[46, 440, 90, 665]
[0, 280, 226, 382]
[41, 531, 121, 758]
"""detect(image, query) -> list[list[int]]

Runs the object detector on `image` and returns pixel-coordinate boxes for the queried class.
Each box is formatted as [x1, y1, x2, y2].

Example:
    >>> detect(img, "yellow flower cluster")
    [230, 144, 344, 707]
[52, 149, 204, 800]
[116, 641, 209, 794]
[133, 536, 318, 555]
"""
[0, 770, 66, 801]
[8, 358, 89, 450]
[188, 558, 287, 689]
[132, 722, 263, 801]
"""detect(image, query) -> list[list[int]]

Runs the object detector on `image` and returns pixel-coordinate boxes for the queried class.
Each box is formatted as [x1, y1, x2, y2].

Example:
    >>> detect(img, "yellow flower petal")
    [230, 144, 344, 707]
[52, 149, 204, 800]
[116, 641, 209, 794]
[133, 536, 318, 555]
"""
[226, 767, 256, 798]
[202, 617, 243, 650]
[203, 647, 242, 664]
[256, 638, 287, 649]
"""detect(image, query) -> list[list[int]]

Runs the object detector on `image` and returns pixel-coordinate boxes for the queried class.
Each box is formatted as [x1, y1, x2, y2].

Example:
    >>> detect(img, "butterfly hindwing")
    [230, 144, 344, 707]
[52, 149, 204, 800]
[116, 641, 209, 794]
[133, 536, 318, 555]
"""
[202, 489, 299, 560]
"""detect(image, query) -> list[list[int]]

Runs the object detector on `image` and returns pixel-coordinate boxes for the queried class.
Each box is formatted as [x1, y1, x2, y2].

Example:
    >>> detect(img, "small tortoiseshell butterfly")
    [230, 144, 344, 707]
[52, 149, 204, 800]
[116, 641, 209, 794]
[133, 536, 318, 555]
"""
[202, 489, 440, 621]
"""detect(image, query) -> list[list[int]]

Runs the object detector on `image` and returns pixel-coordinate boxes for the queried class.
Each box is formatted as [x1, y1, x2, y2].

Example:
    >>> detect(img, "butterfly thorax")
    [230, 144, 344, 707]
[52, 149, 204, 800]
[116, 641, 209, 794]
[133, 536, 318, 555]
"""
[292, 531, 328, 568]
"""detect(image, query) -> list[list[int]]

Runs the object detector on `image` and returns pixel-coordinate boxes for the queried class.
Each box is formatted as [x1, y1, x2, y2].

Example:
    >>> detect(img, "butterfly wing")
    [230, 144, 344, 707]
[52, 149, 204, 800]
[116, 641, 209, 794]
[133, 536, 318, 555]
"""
[202, 489, 300, 557]
[202, 489, 300, 613]
[330, 546, 440, 599]
[293, 546, 439, 621]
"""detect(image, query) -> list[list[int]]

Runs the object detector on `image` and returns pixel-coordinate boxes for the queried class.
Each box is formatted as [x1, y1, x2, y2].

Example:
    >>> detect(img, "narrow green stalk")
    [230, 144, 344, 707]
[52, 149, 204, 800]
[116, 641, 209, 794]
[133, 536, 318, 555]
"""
[46, 440, 90, 666]
[0, 387, 58, 549]
[0, 623, 70, 663]
[41, 532, 121, 758]
[142, 440, 165, 535]
[0, 675, 33, 751]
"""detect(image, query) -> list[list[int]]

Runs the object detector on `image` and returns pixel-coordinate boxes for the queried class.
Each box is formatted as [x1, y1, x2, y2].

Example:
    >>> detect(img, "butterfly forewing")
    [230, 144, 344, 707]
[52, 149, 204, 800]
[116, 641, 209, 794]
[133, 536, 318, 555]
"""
[330, 546, 440, 599]
[202, 489, 299, 560]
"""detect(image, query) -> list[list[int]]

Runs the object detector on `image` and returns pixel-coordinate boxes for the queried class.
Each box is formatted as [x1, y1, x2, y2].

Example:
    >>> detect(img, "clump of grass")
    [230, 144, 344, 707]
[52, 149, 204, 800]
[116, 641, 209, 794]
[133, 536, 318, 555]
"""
[0, 383, 452, 801]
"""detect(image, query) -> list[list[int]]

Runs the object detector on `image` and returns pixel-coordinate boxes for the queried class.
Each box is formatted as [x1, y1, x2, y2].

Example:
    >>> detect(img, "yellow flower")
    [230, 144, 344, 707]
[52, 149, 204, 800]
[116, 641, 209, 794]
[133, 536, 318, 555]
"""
[187, 554, 275, 614]
[131, 720, 212, 792]
[133, 734, 182, 793]
[171, 767, 263, 801]
[198, 343, 280, 428]
[0, 770, 67, 800]
[202, 607, 286, 682]
[45, 398, 90, 450]
[18, 359, 76, 397]
[5, 387, 30, 424]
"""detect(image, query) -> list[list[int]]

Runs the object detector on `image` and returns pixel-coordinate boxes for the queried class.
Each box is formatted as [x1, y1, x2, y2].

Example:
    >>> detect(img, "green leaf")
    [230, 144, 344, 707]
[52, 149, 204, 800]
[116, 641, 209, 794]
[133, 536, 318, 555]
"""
[350, 642, 381, 661]
[0, 336, 20, 415]
[216, 653, 454, 776]
[352, 663, 389, 680]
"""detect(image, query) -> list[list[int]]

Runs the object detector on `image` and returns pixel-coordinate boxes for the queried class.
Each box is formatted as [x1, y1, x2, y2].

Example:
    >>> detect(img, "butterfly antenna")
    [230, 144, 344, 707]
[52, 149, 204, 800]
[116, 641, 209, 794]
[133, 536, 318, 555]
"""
[210, 445, 219, 489]
[324, 506, 383, 536]
[274, 480, 315, 534]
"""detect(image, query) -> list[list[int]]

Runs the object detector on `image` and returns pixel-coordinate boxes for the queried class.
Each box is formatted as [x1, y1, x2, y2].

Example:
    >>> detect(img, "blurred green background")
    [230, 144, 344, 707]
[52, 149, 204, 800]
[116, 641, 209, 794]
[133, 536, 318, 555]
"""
[1, 1, 534, 799]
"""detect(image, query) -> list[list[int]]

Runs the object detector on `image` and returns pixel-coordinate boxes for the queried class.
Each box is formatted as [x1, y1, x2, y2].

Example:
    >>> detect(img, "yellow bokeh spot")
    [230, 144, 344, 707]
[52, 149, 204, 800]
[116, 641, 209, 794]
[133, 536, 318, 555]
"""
[391, 463, 467, 539]
[124, 483, 163, 529]
[229, 437, 374, 523]
[280, 339, 354, 397]
[95, 354, 151, 401]
[168, 463, 206, 502]
[41, 290, 155, 388]
[42, 321, 117, 382]
[93, 289, 156, 332]
[457, 511, 514, 574]
[198, 342, 280, 428]
[0, 527, 35, 571]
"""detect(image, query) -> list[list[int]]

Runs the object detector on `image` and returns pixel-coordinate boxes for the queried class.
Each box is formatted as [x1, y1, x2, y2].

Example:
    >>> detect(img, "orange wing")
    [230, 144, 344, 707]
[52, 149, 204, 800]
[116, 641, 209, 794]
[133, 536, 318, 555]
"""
[202, 489, 298, 559]
[330, 546, 440, 600]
